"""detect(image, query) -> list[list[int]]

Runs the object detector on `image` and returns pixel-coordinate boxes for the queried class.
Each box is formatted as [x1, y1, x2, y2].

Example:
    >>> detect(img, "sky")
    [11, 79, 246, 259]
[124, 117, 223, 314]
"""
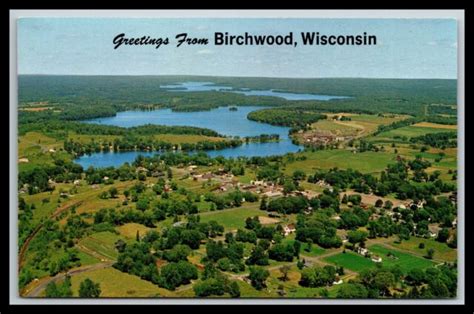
[17, 18, 457, 79]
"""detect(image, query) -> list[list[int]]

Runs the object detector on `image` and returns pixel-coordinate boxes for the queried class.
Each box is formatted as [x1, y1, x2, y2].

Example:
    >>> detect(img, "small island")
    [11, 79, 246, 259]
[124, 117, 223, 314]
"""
[229, 106, 238, 111]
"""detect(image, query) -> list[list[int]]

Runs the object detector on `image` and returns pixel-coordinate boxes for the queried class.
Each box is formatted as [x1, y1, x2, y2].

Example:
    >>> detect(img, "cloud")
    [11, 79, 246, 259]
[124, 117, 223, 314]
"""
[427, 41, 438, 46]
[196, 49, 214, 55]
[451, 42, 458, 48]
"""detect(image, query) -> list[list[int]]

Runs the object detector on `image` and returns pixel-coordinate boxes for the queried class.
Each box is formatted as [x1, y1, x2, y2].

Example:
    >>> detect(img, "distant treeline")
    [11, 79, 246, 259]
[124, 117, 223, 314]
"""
[244, 134, 280, 143]
[19, 121, 223, 138]
[19, 75, 457, 119]
[64, 137, 242, 156]
[410, 132, 457, 148]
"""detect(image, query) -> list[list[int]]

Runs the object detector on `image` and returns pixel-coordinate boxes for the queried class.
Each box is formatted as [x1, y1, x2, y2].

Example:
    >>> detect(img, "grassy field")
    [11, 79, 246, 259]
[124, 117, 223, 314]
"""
[310, 119, 359, 135]
[69, 267, 174, 297]
[116, 223, 153, 239]
[389, 237, 457, 262]
[324, 251, 376, 272]
[412, 122, 457, 130]
[334, 114, 410, 136]
[284, 150, 397, 175]
[18, 132, 70, 172]
[76, 250, 101, 266]
[18, 132, 62, 156]
[199, 203, 267, 231]
[368, 244, 437, 272]
[77, 231, 123, 261]
[375, 125, 455, 139]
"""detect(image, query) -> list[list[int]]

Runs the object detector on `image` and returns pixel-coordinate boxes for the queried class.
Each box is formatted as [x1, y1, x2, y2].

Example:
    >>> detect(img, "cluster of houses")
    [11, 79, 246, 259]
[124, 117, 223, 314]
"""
[302, 133, 348, 146]
[355, 246, 383, 263]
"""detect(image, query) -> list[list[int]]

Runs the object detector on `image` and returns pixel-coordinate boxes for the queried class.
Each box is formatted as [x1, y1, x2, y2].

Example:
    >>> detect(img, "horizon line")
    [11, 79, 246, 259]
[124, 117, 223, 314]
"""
[17, 74, 458, 80]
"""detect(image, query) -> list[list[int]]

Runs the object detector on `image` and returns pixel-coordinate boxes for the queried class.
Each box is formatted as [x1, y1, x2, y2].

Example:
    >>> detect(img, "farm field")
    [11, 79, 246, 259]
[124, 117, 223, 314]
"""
[69, 267, 173, 297]
[374, 125, 455, 140]
[284, 149, 397, 175]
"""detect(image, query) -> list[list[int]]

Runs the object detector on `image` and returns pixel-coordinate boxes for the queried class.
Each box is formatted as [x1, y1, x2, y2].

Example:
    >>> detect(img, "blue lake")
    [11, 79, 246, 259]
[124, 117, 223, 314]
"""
[76, 106, 301, 168]
[160, 81, 349, 101]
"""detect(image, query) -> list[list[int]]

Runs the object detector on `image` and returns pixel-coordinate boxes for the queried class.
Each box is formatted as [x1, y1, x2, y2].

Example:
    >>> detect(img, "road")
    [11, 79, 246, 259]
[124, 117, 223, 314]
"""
[19, 200, 84, 270]
[23, 262, 114, 297]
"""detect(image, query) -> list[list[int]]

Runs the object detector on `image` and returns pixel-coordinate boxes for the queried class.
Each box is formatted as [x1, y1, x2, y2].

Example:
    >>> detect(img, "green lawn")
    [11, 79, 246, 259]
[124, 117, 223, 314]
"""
[324, 251, 376, 272]
[199, 203, 266, 230]
[368, 244, 437, 272]
[285, 150, 396, 175]
[76, 250, 101, 266]
[77, 231, 123, 261]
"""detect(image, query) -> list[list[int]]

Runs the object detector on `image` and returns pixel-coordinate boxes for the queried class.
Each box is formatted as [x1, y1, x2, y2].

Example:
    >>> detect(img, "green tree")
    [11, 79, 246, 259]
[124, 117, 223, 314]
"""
[109, 187, 118, 198]
[248, 266, 270, 290]
[426, 248, 435, 259]
[336, 283, 369, 298]
[347, 230, 368, 246]
[373, 271, 395, 297]
[437, 228, 450, 243]
[78, 278, 101, 298]
[279, 264, 291, 281]
[228, 281, 241, 298]
[45, 276, 73, 298]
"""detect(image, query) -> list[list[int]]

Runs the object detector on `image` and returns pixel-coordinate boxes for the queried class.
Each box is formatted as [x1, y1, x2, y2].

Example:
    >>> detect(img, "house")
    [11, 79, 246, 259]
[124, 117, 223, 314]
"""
[250, 180, 265, 186]
[48, 148, 56, 153]
[192, 174, 203, 181]
[103, 176, 109, 181]
[188, 165, 198, 171]
[214, 168, 227, 175]
[263, 190, 283, 198]
[18, 158, 29, 163]
[356, 247, 368, 256]
[283, 224, 296, 236]
[371, 255, 383, 263]
[73, 179, 81, 185]
[136, 166, 148, 173]
[19, 186, 28, 194]
[428, 224, 441, 238]
[333, 278, 344, 285]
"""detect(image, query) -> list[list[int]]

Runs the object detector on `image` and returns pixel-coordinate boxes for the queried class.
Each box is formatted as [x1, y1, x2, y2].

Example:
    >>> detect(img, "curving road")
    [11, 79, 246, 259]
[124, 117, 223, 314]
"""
[22, 261, 114, 298]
